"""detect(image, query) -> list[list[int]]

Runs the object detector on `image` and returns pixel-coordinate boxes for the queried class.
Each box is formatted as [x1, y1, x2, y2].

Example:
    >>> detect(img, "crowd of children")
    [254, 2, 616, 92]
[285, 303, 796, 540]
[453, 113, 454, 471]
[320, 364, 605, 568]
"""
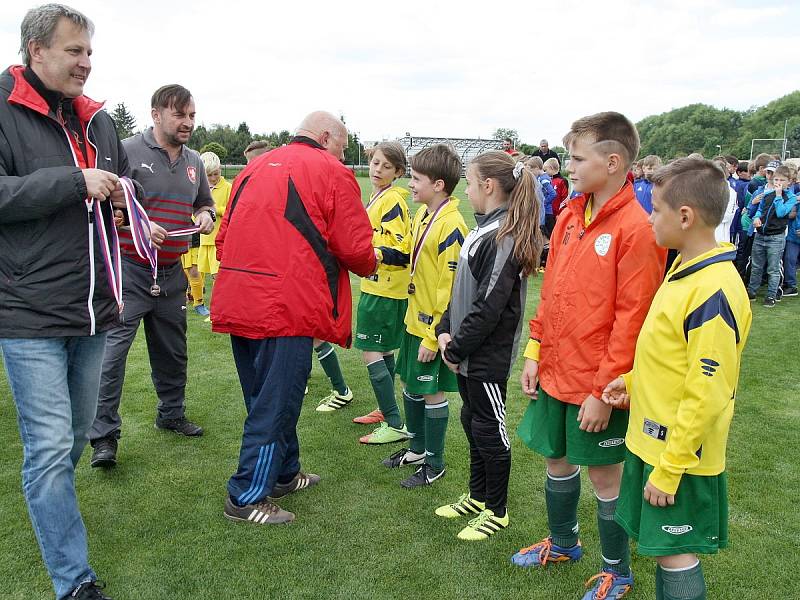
[179, 111, 789, 599]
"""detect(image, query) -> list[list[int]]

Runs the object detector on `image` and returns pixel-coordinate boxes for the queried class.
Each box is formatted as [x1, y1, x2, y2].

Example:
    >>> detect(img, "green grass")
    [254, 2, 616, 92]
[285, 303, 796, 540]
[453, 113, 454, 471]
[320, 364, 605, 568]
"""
[1, 178, 798, 599]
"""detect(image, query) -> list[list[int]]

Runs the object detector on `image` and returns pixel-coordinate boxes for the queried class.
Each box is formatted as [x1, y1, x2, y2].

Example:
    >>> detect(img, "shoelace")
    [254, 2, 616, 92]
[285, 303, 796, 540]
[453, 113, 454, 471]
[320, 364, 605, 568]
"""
[253, 499, 281, 514]
[466, 510, 494, 529]
[518, 537, 555, 565]
[318, 391, 339, 406]
[450, 492, 471, 510]
[584, 571, 615, 600]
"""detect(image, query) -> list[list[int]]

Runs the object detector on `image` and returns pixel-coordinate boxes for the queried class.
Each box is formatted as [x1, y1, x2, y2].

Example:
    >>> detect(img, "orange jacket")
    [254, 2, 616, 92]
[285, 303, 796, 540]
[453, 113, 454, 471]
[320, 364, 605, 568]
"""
[527, 183, 666, 405]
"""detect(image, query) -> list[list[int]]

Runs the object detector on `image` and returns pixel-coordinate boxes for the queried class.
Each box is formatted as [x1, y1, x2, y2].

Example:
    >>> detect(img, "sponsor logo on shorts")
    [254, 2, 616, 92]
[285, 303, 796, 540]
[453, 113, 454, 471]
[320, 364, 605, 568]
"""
[417, 375, 434, 382]
[356, 333, 368, 339]
[662, 525, 693, 535]
[598, 437, 624, 448]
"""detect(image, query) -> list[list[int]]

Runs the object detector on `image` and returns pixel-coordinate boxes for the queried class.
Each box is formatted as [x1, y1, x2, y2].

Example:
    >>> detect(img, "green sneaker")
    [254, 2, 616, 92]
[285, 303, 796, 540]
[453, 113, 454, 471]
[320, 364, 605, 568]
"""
[359, 422, 411, 444]
[435, 493, 486, 518]
[315, 388, 353, 412]
[457, 509, 509, 541]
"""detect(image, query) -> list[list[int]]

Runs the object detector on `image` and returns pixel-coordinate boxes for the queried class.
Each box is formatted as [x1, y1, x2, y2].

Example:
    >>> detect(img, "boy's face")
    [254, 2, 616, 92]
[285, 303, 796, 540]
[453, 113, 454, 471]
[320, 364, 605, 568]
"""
[772, 175, 790, 192]
[565, 136, 612, 194]
[648, 186, 683, 249]
[766, 170, 774, 184]
[369, 149, 401, 190]
[643, 164, 657, 180]
[633, 165, 643, 179]
[737, 170, 750, 181]
[206, 168, 221, 186]
[408, 170, 443, 205]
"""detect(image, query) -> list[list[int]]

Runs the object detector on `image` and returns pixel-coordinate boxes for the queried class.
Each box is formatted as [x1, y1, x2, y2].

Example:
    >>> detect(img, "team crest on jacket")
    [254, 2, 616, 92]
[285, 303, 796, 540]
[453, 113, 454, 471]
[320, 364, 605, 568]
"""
[187, 166, 197, 183]
[594, 233, 612, 256]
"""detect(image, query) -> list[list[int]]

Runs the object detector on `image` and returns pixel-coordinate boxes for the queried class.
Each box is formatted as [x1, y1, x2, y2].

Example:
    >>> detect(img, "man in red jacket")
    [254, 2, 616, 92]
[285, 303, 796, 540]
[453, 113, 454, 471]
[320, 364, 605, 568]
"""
[212, 111, 377, 524]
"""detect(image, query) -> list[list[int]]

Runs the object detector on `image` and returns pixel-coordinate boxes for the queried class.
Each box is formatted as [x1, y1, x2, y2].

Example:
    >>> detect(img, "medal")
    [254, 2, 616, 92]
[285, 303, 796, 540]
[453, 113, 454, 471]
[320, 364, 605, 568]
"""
[150, 283, 161, 296]
[408, 282, 415, 295]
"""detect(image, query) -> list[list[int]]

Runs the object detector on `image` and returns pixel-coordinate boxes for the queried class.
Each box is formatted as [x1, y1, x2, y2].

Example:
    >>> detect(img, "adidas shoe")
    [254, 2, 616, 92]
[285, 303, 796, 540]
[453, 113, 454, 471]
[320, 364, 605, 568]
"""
[315, 388, 353, 412]
[268, 471, 320, 499]
[69, 581, 112, 599]
[224, 496, 295, 525]
[359, 422, 411, 444]
[381, 447, 425, 468]
[582, 568, 634, 599]
[400, 463, 445, 488]
[435, 493, 486, 518]
[510, 536, 583, 568]
[783, 286, 799, 297]
[457, 509, 509, 541]
[353, 409, 385, 424]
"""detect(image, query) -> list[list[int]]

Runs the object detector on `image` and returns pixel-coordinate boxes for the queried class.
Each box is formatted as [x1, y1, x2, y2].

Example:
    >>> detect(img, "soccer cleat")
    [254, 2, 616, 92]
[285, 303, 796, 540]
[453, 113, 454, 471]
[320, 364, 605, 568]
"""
[783, 286, 798, 297]
[510, 536, 583, 567]
[400, 463, 446, 488]
[582, 568, 634, 599]
[69, 580, 113, 599]
[224, 496, 295, 525]
[359, 422, 411, 444]
[457, 509, 509, 541]
[435, 493, 486, 518]
[269, 471, 320, 499]
[764, 297, 776, 308]
[194, 304, 210, 316]
[353, 409, 385, 424]
[315, 388, 354, 412]
[155, 416, 203, 436]
[381, 447, 425, 468]
[90, 437, 117, 469]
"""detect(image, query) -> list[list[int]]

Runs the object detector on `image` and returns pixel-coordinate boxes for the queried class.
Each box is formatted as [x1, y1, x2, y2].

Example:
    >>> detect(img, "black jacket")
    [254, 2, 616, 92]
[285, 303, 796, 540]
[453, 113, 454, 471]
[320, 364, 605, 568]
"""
[0, 66, 130, 337]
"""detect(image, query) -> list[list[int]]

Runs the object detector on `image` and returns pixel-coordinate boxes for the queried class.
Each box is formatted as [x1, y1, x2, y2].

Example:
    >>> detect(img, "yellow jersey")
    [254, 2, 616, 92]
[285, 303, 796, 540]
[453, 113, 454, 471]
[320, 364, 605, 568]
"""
[200, 176, 231, 246]
[361, 186, 411, 299]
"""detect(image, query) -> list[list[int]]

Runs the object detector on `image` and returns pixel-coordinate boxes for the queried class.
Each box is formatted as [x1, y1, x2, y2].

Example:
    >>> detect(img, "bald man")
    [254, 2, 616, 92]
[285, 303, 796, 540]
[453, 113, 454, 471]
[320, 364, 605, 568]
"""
[211, 111, 376, 524]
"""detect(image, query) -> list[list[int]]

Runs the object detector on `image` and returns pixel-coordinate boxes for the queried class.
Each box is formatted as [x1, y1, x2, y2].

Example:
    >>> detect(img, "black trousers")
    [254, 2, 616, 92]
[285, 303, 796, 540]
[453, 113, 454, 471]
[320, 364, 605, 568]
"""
[457, 375, 511, 514]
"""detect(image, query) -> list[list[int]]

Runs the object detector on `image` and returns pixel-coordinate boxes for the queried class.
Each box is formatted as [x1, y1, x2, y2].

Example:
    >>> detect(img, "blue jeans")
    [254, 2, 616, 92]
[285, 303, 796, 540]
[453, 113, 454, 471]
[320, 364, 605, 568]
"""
[0, 334, 107, 599]
[784, 239, 799, 288]
[747, 233, 786, 299]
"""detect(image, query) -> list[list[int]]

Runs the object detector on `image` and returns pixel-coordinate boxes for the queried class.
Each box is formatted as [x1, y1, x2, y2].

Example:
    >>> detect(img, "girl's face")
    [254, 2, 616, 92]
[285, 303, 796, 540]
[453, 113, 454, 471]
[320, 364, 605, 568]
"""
[369, 149, 401, 190]
[465, 164, 489, 212]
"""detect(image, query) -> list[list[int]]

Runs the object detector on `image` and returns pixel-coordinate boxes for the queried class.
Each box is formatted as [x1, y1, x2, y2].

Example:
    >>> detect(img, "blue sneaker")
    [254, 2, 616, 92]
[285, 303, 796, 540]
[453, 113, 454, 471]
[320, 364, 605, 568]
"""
[194, 304, 210, 316]
[582, 568, 633, 599]
[510, 536, 583, 567]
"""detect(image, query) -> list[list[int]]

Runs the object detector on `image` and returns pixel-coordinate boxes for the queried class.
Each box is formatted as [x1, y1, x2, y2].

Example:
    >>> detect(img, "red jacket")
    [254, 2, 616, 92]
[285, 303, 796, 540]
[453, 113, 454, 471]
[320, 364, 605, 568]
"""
[551, 174, 570, 217]
[211, 138, 376, 346]
[530, 183, 666, 404]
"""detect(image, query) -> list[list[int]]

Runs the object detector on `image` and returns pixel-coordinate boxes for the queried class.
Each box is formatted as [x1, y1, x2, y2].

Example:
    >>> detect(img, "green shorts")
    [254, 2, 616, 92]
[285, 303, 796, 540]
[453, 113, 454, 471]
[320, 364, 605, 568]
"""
[517, 388, 628, 465]
[615, 450, 728, 556]
[395, 331, 458, 395]
[354, 293, 407, 352]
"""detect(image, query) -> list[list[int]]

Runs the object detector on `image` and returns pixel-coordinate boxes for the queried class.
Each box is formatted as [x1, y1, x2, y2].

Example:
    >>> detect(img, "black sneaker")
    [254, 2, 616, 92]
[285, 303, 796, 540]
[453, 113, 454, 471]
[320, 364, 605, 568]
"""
[783, 286, 799, 297]
[382, 447, 425, 469]
[747, 290, 757, 300]
[69, 581, 112, 599]
[400, 464, 446, 488]
[90, 438, 117, 469]
[269, 471, 320, 499]
[764, 297, 776, 308]
[776, 287, 783, 301]
[155, 416, 203, 436]
[224, 496, 294, 525]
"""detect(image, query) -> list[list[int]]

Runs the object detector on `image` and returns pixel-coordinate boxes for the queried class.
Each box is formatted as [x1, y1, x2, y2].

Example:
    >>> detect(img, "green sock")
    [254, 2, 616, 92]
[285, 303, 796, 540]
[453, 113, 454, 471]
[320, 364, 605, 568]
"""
[367, 360, 401, 428]
[545, 468, 581, 548]
[315, 342, 348, 395]
[658, 563, 706, 600]
[383, 353, 396, 381]
[596, 495, 630, 576]
[655, 566, 664, 600]
[403, 390, 425, 454]
[424, 400, 449, 470]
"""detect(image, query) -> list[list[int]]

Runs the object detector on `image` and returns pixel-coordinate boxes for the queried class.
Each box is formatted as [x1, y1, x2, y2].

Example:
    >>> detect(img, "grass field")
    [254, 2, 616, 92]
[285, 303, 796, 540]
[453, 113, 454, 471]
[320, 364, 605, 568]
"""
[1, 178, 798, 599]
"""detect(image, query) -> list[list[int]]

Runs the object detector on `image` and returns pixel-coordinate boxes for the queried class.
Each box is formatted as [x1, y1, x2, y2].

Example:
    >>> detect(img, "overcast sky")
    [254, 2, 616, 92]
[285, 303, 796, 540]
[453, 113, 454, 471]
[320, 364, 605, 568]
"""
[1, 1, 796, 146]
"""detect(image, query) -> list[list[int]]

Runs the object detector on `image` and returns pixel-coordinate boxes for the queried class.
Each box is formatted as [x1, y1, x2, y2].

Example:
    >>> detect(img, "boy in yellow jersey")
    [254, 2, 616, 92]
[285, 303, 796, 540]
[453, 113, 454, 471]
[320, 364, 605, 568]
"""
[354, 142, 414, 443]
[197, 152, 231, 320]
[381, 144, 467, 487]
[602, 158, 752, 600]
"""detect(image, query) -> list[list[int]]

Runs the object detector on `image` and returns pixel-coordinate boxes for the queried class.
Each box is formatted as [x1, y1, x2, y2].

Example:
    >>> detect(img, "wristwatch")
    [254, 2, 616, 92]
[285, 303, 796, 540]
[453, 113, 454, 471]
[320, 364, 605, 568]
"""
[197, 207, 216, 222]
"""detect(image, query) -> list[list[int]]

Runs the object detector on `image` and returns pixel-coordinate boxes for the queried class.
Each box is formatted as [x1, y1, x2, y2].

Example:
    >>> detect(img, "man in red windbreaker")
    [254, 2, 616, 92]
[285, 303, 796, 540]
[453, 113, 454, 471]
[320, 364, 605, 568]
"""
[211, 111, 376, 524]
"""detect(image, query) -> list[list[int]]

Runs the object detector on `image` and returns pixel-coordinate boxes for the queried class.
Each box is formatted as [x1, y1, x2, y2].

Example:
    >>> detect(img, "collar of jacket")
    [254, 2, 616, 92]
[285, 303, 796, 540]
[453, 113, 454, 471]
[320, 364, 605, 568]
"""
[667, 243, 737, 281]
[291, 135, 325, 150]
[6, 64, 103, 122]
[475, 205, 508, 227]
[567, 181, 636, 226]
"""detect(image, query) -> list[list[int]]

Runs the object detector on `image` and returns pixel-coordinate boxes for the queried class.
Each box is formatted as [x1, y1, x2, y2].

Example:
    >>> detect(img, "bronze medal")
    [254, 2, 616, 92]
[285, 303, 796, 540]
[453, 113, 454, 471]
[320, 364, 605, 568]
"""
[408, 282, 415, 295]
[150, 284, 161, 297]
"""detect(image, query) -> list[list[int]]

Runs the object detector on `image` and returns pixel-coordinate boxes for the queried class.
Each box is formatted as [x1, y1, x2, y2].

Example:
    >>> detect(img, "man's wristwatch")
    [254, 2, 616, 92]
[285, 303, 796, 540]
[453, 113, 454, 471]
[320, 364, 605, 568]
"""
[197, 207, 216, 222]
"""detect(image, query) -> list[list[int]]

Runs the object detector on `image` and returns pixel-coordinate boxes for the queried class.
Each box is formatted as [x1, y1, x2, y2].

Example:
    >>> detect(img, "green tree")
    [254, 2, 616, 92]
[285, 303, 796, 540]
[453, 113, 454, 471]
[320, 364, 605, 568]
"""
[109, 102, 136, 140]
[199, 142, 228, 162]
[492, 128, 519, 142]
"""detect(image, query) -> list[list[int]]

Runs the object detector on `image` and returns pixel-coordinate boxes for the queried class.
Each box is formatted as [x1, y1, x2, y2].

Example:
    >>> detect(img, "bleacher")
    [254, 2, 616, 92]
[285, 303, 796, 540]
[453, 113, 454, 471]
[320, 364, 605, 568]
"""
[395, 136, 506, 174]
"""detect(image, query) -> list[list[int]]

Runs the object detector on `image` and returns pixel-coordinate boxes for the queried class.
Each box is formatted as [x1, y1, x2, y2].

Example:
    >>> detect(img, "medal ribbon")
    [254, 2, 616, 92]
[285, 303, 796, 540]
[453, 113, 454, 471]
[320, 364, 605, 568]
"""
[410, 198, 450, 278]
[365, 184, 391, 212]
[89, 197, 123, 313]
[119, 177, 159, 287]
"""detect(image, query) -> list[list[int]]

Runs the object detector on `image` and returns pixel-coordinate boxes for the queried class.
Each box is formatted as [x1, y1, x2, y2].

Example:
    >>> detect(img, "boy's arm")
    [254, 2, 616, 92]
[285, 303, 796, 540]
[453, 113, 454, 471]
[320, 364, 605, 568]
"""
[774, 195, 798, 218]
[421, 221, 466, 351]
[592, 225, 666, 399]
[649, 290, 742, 495]
[541, 179, 556, 204]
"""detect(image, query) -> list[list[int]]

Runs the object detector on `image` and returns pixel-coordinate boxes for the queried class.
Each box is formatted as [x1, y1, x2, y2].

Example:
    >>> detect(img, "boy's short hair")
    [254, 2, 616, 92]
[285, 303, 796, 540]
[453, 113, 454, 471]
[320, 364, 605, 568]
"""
[151, 84, 192, 112]
[244, 140, 271, 155]
[366, 141, 407, 173]
[543, 157, 560, 171]
[525, 156, 544, 169]
[410, 144, 461, 195]
[200, 151, 220, 174]
[736, 161, 749, 174]
[642, 154, 662, 168]
[563, 111, 640, 168]
[753, 153, 772, 171]
[725, 155, 739, 168]
[650, 158, 728, 227]
[773, 165, 791, 179]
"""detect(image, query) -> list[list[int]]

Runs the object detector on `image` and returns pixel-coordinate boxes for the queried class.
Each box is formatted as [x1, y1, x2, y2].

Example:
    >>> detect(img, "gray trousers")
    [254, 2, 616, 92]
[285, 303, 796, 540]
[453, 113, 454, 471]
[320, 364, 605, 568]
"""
[90, 257, 188, 441]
